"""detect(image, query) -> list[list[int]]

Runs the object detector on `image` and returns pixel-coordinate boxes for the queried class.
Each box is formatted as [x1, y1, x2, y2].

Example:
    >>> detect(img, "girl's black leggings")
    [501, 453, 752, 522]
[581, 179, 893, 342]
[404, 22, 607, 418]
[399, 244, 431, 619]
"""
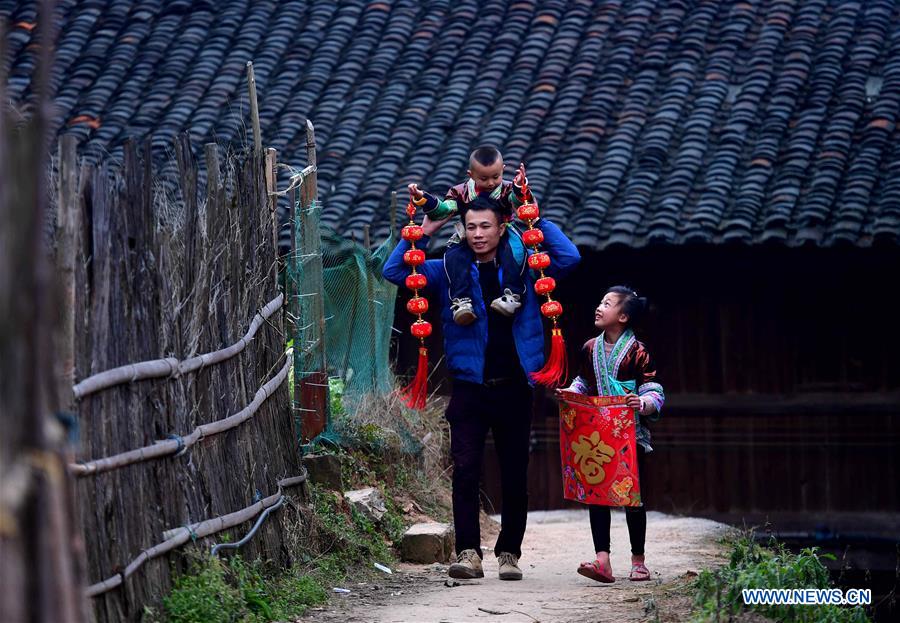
[588, 445, 647, 555]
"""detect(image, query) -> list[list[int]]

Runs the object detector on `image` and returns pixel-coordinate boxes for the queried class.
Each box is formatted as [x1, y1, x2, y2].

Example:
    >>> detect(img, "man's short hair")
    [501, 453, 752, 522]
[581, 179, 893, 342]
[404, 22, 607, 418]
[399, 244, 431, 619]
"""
[461, 193, 504, 224]
[469, 145, 502, 168]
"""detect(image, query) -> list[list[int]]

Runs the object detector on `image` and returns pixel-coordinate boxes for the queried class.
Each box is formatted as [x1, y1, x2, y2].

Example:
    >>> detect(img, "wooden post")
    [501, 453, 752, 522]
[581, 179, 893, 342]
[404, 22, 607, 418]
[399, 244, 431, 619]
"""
[288, 181, 300, 438]
[390, 191, 397, 241]
[57, 135, 79, 406]
[297, 120, 327, 442]
[363, 225, 377, 389]
[247, 61, 262, 156]
[204, 144, 220, 239]
[264, 147, 278, 262]
[0, 19, 87, 612]
[305, 119, 317, 169]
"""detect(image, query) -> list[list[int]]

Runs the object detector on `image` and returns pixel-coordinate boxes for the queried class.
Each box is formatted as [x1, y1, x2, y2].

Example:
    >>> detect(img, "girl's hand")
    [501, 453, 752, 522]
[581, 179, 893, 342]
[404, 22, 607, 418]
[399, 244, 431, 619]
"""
[625, 394, 642, 410]
[421, 214, 452, 237]
[408, 183, 425, 201]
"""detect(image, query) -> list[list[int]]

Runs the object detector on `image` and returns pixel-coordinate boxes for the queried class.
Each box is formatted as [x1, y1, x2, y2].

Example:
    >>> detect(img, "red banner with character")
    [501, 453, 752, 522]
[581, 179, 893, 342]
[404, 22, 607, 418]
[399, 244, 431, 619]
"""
[558, 391, 642, 507]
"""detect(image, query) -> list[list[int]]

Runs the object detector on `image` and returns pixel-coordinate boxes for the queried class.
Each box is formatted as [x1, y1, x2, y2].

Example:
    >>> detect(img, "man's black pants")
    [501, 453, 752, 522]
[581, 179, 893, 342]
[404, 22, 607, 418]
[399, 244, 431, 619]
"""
[446, 378, 533, 560]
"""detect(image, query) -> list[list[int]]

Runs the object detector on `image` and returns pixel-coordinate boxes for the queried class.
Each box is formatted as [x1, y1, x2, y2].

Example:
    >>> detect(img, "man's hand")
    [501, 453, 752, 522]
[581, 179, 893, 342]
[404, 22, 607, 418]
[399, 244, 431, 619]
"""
[625, 394, 642, 410]
[408, 183, 425, 201]
[421, 214, 452, 237]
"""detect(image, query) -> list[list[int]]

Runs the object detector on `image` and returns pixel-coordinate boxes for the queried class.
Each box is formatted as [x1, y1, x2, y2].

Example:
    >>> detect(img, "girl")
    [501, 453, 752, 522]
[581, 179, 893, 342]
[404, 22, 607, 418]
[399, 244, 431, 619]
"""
[560, 286, 664, 583]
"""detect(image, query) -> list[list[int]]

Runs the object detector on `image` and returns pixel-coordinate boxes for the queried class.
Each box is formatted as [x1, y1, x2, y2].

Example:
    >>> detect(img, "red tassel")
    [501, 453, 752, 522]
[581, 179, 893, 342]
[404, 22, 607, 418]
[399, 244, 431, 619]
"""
[531, 327, 568, 387]
[401, 346, 429, 409]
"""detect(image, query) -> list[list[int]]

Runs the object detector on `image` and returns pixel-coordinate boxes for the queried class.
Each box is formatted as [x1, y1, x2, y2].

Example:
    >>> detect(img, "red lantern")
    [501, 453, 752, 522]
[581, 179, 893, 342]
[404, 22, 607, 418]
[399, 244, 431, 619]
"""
[541, 300, 563, 318]
[523, 228, 544, 246]
[411, 320, 433, 338]
[402, 225, 424, 242]
[534, 276, 556, 295]
[517, 203, 540, 221]
[404, 249, 425, 266]
[528, 252, 551, 270]
[406, 273, 427, 290]
[407, 297, 429, 314]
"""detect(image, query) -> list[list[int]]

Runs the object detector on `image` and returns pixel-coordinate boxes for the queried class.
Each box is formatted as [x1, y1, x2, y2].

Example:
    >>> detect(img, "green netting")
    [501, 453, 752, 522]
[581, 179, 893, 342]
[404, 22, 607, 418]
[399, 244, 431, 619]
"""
[319, 229, 397, 400]
[286, 188, 407, 452]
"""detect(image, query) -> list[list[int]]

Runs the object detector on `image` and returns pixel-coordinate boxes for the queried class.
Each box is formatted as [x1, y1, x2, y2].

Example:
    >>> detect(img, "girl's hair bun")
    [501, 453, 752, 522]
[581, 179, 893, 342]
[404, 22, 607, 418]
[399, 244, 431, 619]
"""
[606, 286, 648, 327]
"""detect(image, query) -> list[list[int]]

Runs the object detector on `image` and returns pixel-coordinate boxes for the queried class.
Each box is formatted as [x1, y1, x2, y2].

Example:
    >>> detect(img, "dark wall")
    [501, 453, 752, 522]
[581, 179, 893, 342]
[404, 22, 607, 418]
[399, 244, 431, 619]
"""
[458, 243, 900, 514]
[556, 243, 900, 396]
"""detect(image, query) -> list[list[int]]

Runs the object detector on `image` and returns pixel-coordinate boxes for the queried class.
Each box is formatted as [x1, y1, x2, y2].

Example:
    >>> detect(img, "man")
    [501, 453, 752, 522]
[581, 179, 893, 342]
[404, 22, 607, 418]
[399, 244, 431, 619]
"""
[383, 191, 580, 580]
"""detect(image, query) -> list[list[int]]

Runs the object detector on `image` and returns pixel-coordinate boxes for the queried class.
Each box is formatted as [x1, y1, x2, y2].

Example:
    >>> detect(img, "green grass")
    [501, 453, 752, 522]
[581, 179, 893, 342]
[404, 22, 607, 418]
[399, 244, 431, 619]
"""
[154, 480, 399, 623]
[157, 555, 328, 623]
[157, 364, 448, 622]
[693, 535, 871, 623]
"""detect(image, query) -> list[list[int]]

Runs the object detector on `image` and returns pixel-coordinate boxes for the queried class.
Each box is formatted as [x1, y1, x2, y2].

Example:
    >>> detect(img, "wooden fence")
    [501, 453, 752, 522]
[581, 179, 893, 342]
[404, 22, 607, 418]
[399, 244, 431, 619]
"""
[1, 10, 88, 619]
[62, 134, 303, 621]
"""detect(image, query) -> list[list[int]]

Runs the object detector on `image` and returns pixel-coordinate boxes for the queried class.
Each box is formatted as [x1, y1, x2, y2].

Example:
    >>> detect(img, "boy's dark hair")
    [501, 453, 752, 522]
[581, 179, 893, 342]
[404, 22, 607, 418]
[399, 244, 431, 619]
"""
[470, 145, 502, 168]
[461, 193, 505, 225]
[607, 286, 648, 326]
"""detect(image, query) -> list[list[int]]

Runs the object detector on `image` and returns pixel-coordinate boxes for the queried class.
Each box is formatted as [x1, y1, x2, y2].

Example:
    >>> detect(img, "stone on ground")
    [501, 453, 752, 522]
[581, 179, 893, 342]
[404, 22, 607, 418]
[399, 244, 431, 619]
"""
[302, 454, 343, 490]
[400, 522, 454, 563]
[344, 487, 387, 523]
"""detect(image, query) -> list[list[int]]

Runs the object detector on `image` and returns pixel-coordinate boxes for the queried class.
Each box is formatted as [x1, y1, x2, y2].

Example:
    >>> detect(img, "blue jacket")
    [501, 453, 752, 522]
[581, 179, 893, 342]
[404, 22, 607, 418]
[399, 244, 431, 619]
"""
[383, 219, 581, 385]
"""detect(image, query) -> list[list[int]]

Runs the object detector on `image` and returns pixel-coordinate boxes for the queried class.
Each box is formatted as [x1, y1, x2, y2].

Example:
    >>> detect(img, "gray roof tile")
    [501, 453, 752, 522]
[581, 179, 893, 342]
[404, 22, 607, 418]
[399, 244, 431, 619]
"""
[4, 0, 899, 247]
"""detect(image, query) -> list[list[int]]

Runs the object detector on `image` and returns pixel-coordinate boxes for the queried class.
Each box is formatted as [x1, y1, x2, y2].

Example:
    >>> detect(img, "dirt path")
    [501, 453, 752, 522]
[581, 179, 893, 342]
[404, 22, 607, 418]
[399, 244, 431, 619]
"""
[299, 510, 732, 623]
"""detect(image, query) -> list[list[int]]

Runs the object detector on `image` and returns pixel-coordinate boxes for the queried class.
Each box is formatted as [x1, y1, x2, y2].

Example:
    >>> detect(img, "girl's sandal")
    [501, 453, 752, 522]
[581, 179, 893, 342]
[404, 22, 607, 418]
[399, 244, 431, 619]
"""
[628, 563, 651, 581]
[577, 559, 615, 583]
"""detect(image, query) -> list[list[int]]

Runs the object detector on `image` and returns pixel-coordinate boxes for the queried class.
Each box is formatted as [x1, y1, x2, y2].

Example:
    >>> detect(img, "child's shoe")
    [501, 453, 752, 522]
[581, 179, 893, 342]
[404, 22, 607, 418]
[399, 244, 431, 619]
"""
[629, 555, 651, 581]
[577, 558, 615, 583]
[451, 298, 477, 325]
[490, 289, 522, 316]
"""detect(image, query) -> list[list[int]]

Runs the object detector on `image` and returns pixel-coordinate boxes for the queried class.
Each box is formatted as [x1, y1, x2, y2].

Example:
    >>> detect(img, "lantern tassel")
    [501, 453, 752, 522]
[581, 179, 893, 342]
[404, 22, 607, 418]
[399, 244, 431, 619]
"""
[531, 327, 567, 387]
[401, 346, 429, 409]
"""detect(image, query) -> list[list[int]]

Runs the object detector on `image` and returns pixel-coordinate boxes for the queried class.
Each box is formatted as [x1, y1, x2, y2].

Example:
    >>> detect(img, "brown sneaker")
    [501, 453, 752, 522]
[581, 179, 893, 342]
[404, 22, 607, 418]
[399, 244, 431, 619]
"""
[448, 549, 484, 579]
[497, 552, 523, 581]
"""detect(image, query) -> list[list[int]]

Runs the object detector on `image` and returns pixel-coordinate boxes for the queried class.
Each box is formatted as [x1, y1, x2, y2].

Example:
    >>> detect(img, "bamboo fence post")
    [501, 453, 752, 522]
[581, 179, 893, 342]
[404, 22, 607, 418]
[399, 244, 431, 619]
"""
[247, 62, 262, 156]
[265, 148, 278, 259]
[57, 135, 79, 407]
[0, 0, 86, 612]
[289, 179, 299, 441]
[390, 191, 397, 241]
[296, 120, 327, 441]
[205, 143, 220, 242]
[54, 134, 91, 621]
[363, 225, 377, 389]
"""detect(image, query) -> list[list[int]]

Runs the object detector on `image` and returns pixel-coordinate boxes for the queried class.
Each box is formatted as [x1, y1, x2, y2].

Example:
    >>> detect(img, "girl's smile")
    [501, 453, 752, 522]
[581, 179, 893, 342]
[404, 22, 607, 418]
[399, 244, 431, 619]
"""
[594, 293, 624, 329]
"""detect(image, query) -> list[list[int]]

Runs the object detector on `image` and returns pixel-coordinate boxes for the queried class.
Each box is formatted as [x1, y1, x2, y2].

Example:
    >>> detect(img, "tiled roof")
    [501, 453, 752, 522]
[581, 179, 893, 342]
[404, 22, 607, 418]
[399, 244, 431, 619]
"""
[4, 0, 899, 248]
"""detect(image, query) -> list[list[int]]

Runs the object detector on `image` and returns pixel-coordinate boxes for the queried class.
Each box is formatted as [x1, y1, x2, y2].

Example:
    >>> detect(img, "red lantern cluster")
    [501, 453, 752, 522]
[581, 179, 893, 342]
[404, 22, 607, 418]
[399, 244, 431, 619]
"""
[516, 169, 568, 387]
[516, 205, 563, 319]
[400, 199, 431, 409]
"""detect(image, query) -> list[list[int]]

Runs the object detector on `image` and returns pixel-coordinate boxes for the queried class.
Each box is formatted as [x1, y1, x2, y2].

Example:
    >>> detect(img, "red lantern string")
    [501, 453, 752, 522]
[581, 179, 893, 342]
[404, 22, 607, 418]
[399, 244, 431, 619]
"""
[517, 175, 568, 387]
[399, 198, 432, 409]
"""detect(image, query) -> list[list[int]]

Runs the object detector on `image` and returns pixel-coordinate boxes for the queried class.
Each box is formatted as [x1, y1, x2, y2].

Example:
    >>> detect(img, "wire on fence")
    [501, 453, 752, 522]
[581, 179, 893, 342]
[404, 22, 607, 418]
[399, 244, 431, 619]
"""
[84, 472, 307, 598]
[72, 294, 284, 399]
[210, 496, 285, 557]
[70, 355, 292, 476]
